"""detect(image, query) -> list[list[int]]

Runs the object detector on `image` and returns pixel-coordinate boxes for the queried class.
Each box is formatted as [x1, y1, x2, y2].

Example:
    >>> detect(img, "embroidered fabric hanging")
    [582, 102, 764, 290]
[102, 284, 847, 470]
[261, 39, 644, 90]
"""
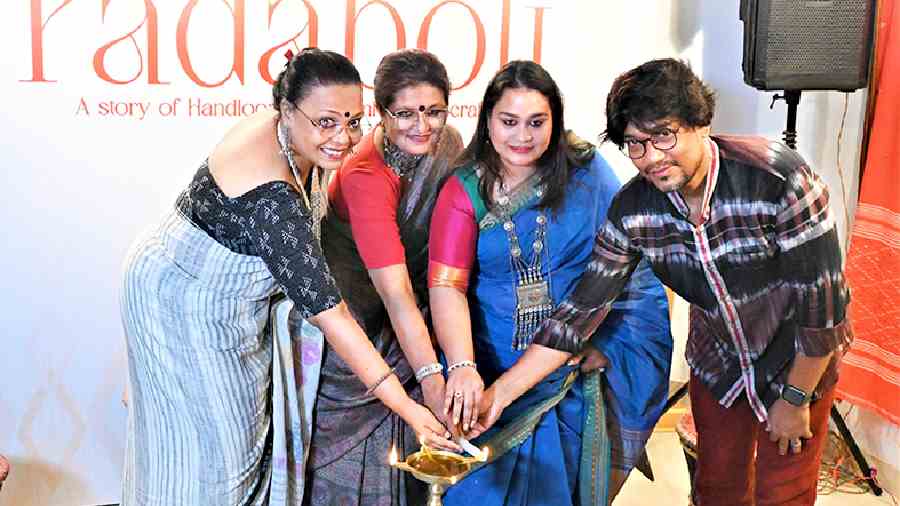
[489, 175, 553, 350]
[382, 132, 426, 179]
[277, 119, 327, 242]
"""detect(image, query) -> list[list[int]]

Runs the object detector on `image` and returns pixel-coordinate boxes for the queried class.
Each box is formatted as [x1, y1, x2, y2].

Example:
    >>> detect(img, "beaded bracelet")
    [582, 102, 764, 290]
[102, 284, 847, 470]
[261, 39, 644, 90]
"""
[415, 362, 444, 382]
[365, 367, 396, 396]
[447, 360, 477, 374]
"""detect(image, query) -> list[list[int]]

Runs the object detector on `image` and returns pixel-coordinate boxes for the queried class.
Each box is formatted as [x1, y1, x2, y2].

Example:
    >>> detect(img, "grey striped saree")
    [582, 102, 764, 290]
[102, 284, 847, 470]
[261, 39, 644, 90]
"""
[121, 210, 322, 505]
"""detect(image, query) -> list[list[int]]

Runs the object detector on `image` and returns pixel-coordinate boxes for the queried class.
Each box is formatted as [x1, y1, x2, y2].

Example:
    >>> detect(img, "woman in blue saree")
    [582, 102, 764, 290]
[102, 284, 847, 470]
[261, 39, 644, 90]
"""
[427, 61, 673, 505]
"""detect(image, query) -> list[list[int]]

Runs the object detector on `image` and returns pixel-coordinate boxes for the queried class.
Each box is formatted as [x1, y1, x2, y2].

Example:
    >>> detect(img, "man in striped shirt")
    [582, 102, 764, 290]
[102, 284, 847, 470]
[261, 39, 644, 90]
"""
[532, 59, 852, 505]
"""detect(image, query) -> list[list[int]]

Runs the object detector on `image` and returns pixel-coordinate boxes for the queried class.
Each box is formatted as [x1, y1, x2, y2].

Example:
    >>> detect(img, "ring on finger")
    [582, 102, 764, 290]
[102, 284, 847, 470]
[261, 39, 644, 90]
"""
[454, 391, 463, 398]
[790, 439, 802, 448]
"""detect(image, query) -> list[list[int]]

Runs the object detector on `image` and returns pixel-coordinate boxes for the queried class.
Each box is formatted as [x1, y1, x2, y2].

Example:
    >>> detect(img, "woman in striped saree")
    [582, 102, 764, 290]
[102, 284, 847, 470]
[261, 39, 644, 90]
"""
[120, 48, 454, 506]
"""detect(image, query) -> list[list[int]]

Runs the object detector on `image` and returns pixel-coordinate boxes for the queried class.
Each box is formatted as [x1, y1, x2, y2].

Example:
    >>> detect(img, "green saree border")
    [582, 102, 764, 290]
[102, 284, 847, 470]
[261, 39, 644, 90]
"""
[580, 370, 611, 506]
[453, 164, 543, 231]
[455, 165, 488, 224]
[456, 370, 610, 505]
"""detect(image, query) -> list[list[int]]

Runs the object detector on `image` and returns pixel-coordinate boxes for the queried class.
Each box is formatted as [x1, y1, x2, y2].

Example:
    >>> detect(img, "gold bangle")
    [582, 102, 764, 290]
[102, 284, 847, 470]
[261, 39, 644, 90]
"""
[365, 367, 396, 396]
[428, 261, 471, 292]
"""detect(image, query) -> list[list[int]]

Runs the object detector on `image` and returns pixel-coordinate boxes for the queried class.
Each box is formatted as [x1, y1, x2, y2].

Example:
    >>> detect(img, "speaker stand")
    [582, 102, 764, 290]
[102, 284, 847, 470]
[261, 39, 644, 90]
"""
[770, 89, 802, 149]
[766, 89, 883, 496]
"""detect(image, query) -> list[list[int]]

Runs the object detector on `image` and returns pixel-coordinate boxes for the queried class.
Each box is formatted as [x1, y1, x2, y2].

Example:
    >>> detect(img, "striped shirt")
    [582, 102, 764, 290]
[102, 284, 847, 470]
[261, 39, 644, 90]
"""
[533, 135, 852, 421]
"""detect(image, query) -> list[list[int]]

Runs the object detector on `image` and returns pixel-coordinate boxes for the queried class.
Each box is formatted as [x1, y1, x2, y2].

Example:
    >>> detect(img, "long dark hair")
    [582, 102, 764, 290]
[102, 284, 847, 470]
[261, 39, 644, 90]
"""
[457, 60, 593, 212]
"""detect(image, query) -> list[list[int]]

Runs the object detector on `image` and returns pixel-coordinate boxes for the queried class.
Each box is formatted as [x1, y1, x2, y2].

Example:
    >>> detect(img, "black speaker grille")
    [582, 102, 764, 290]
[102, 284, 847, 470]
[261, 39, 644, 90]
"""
[765, 0, 869, 75]
[742, 0, 875, 90]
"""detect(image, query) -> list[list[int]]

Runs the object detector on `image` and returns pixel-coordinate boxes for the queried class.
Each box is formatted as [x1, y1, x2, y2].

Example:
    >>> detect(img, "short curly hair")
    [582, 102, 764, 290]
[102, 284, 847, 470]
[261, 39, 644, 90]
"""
[604, 58, 716, 146]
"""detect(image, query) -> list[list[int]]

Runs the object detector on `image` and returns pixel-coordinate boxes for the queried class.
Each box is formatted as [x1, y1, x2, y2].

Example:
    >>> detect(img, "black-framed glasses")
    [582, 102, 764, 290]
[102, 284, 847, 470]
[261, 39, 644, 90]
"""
[622, 129, 678, 159]
[295, 106, 366, 141]
[383, 105, 449, 130]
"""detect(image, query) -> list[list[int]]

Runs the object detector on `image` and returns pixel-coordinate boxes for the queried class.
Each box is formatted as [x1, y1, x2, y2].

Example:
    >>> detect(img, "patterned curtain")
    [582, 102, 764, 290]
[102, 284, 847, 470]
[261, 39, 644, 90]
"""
[839, 0, 900, 425]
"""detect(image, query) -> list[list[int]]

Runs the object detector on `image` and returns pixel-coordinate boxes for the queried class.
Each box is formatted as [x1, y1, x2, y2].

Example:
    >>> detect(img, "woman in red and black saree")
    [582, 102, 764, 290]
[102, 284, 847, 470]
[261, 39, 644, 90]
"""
[428, 61, 673, 505]
[303, 49, 464, 506]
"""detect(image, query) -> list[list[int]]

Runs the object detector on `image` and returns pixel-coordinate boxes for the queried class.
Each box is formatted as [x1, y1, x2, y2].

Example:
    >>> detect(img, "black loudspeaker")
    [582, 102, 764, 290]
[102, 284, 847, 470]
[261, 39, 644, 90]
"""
[740, 0, 876, 91]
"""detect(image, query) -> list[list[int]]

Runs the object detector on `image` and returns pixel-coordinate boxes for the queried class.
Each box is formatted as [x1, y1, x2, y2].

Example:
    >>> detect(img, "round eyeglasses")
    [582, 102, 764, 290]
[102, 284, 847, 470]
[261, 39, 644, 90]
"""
[622, 129, 678, 159]
[383, 105, 449, 131]
[295, 106, 366, 141]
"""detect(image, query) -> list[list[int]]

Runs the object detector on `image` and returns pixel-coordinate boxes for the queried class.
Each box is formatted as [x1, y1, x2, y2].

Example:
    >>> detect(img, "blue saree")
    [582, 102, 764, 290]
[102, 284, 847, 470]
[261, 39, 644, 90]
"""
[439, 151, 672, 506]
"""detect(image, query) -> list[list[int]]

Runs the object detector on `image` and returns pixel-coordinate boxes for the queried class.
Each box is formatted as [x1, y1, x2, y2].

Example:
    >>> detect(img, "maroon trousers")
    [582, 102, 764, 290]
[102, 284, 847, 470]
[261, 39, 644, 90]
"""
[689, 376, 835, 506]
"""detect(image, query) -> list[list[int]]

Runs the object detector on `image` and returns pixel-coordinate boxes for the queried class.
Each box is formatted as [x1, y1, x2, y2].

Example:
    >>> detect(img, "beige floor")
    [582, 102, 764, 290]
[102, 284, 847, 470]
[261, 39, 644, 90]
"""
[614, 432, 896, 505]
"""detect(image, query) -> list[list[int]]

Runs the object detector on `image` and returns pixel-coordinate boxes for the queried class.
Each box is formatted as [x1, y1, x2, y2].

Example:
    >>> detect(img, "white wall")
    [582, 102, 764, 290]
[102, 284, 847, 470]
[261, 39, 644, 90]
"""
[0, 1, 872, 504]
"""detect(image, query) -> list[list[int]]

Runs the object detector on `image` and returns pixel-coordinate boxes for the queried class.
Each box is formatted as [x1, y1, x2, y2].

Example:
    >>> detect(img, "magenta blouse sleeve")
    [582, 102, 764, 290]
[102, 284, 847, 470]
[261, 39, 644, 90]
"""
[428, 176, 477, 291]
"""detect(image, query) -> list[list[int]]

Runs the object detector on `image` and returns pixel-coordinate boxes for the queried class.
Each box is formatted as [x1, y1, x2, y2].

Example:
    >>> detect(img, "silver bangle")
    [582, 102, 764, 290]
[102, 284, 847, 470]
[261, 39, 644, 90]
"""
[447, 360, 476, 374]
[365, 367, 396, 396]
[415, 362, 444, 382]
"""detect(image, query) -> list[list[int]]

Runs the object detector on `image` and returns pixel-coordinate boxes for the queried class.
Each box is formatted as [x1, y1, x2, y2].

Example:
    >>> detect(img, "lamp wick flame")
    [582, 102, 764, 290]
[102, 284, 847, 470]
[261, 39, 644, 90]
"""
[389, 445, 398, 466]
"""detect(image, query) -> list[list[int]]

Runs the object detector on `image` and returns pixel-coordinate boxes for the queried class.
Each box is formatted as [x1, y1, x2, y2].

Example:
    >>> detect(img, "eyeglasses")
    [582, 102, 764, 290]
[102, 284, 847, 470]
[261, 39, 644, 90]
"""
[622, 128, 678, 159]
[383, 106, 449, 130]
[295, 106, 365, 141]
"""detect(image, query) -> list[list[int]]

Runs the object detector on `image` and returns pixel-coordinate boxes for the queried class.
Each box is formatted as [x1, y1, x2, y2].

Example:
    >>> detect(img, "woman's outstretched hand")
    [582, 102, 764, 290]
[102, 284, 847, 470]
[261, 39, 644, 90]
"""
[444, 365, 484, 435]
[421, 374, 448, 424]
[401, 400, 462, 453]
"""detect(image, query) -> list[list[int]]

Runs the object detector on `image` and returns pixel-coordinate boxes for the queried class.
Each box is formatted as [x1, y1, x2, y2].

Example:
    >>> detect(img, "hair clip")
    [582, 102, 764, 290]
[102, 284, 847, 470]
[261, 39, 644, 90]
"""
[284, 48, 295, 62]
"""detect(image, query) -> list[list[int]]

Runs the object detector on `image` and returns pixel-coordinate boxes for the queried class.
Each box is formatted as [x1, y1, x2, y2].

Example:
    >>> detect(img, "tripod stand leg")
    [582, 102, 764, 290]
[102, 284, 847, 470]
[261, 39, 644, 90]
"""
[830, 405, 883, 495]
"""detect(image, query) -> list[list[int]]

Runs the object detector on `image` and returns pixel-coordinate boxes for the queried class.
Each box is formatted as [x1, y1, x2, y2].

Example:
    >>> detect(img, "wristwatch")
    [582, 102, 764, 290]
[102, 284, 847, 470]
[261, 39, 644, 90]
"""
[781, 384, 812, 406]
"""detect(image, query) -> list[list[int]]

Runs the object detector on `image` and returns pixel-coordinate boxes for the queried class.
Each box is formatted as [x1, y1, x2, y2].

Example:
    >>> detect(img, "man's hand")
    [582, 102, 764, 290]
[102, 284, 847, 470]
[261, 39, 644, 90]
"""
[567, 345, 610, 373]
[471, 384, 510, 436]
[767, 398, 813, 455]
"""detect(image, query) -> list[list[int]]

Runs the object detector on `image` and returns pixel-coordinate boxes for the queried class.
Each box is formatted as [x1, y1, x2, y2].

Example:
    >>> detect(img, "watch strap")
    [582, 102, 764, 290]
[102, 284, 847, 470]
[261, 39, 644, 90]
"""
[781, 384, 812, 406]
